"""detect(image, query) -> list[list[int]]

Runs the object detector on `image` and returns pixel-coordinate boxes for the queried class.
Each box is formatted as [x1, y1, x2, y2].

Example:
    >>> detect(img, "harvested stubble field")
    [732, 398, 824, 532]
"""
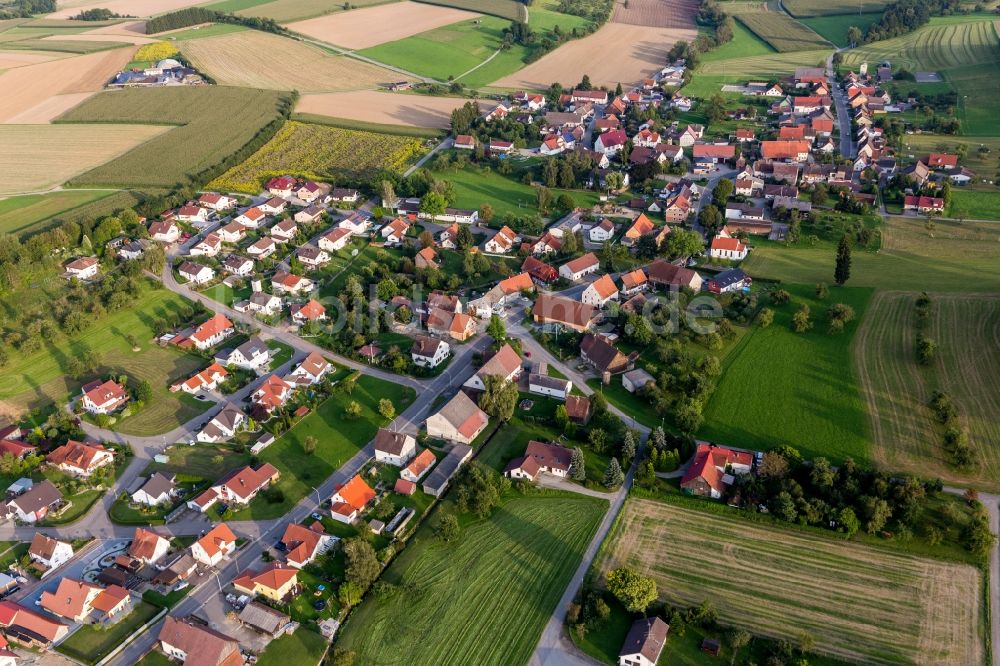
[206, 120, 425, 192]
[56, 86, 291, 189]
[296, 90, 474, 128]
[610, 0, 699, 28]
[491, 21, 697, 89]
[47, 0, 209, 18]
[0, 50, 67, 68]
[338, 494, 606, 666]
[0, 124, 168, 194]
[180, 30, 392, 91]
[601, 499, 984, 666]
[854, 292, 1000, 489]
[783, 0, 892, 16]
[40, 21, 160, 45]
[286, 2, 479, 49]
[0, 46, 134, 123]
[735, 10, 831, 51]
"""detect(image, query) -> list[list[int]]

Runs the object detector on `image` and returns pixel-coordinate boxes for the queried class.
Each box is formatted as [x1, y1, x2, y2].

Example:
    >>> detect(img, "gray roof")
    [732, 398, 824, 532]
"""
[9, 480, 62, 513]
[213, 406, 246, 431]
[236, 336, 268, 358]
[136, 472, 175, 499]
[620, 617, 669, 662]
[422, 444, 473, 494]
[529, 373, 571, 391]
[238, 601, 289, 635]
[374, 429, 415, 456]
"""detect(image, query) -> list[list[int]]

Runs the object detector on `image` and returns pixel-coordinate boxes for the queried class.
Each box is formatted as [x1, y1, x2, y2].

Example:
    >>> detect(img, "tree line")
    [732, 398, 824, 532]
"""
[145, 7, 287, 35]
[864, 0, 962, 42]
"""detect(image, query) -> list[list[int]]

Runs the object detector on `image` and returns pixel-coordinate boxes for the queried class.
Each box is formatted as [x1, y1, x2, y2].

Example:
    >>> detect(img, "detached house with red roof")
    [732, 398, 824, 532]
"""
[280, 522, 336, 568]
[426, 391, 489, 445]
[191, 523, 237, 566]
[187, 313, 234, 350]
[559, 252, 600, 281]
[680, 442, 753, 498]
[595, 129, 628, 155]
[290, 299, 326, 325]
[581, 274, 619, 308]
[401, 448, 437, 483]
[233, 563, 298, 602]
[504, 441, 573, 482]
[0, 600, 69, 648]
[454, 134, 477, 150]
[904, 195, 944, 214]
[46, 441, 114, 477]
[709, 234, 748, 261]
[197, 192, 237, 210]
[329, 475, 376, 524]
[79, 380, 128, 415]
[266, 175, 296, 198]
[159, 617, 242, 666]
[64, 256, 99, 281]
[251, 375, 294, 415]
[148, 219, 180, 243]
[464, 343, 522, 391]
[199, 463, 280, 512]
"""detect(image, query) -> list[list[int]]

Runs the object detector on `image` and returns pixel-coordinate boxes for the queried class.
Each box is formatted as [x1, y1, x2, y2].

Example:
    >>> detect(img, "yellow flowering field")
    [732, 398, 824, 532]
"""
[133, 42, 180, 63]
[206, 121, 427, 193]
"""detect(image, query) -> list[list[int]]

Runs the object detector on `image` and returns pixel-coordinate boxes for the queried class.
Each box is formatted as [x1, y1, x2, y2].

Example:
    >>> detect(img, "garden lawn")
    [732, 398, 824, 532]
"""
[141, 445, 251, 479]
[40, 489, 104, 526]
[337, 493, 606, 666]
[700, 284, 873, 462]
[230, 375, 415, 519]
[137, 651, 173, 666]
[201, 282, 250, 308]
[256, 629, 328, 666]
[267, 340, 294, 369]
[56, 601, 161, 664]
[432, 163, 600, 219]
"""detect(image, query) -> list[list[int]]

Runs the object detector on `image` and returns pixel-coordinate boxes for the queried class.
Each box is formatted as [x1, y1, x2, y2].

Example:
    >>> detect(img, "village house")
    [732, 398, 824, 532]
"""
[271, 271, 313, 295]
[533, 293, 597, 332]
[415, 246, 439, 270]
[411, 335, 451, 369]
[187, 313, 234, 350]
[79, 379, 129, 415]
[504, 441, 573, 481]
[422, 444, 473, 497]
[559, 252, 600, 281]
[233, 563, 298, 602]
[131, 472, 177, 507]
[337, 211, 370, 236]
[296, 245, 330, 269]
[426, 309, 476, 342]
[190, 232, 221, 257]
[294, 181, 322, 202]
[190, 463, 280, 514]
[251, 374, 294, 414]
[623, 213, 655, 245]
[281, 522, 336, 568]
[128, 527, 171, 565]
[619, 268, 648, 296]
[619, 617, 670, 666]
[327, 187, 359, 204]
[484, 226, 518, 254]
[707, 268, 752, 294]
[239, 291, 282, 317]
[581, 334, 637, 383]
[286, 351, 330, 386]
[426, 391, 489, 445]
[41, 578, 131, 624]
[46, 440, 114, 477]
[374, 429, 418, 467]
[647, 259, 703, 291]
[595, 129, 628, 155]
[235, 206, 268, 228]
[589, 218, 616, 243]
[319, 227, 352, 253]
[904, 195, 944, 214]
[0, 601, 69, 648]
[196, 406, 246, 443]
[28, 533, 73, 571]
[216, 221, 247, 243]
[190, 523, 238, 566]
[266, 175, 296, 198]
[330, 475, 376, 523]
[5, 480, 62, 523]
[222, 255, 254, 277]
[380, 218, 410, 244]
[581, 274, 619, 308]
[198, 192, 237, 210]
[290, 299, 326, 325]
[681, 441, 753, 498]
[148, 219, 180, 243]
[709, 235, 748, 261]
[522, 255, 559, 284]
[464, 343, 522, 391]
[530, 231, 562, 256]
[159, 616, 242, 666]
[174, 205, 209, 226]
[270, 218, 298, 243]
[178, 261, 214, 285]
[454, 134, 477, 150]
[294, 204, 324, 225]
[692, 143, 735, 164]
[401, 448, 437, 484]
[622, 367, 655, 394]
[64, 256, 99, 281]
[217, 336, 270, 371]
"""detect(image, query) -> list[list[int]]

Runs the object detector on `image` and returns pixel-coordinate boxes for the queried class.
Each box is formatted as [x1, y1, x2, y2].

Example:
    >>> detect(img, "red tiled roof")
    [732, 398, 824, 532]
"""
[333, 475, 376, 512]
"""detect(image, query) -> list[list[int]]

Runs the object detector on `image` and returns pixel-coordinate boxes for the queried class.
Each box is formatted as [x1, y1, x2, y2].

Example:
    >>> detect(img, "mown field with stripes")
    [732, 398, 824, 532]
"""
[600, 499, 985, 666]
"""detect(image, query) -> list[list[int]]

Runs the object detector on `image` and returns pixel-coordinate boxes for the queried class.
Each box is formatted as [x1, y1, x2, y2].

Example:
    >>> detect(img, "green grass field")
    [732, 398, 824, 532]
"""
[0, 190, 117, 236]
[0, 281, 208, 431]
[700, 284, 873, 462]
[687, 47, 830, 98]
[230, 0, 396, 22]
[54, 86, 292, 190]
[337, 492, 606, 666]
[800, 12, 882, 46]
[411, 0, 527, 21]
[57, 602, 161, 665]
[948, 190, 1000, 220]
[743, 216, 1000, 292]
[164, 23, 248, 40]
[736, 12, 831, 52]
[256, 629, 328, 665]
[700, 17, 776, 62]
[229, 374, 415, 519]
[431, 162, 600, 219]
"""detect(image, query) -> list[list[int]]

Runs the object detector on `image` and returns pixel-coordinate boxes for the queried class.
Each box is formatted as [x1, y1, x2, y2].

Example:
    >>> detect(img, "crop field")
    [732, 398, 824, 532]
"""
[296, 90, 472, 128]
[338, 494, 606, 665]
[600, 499, 984, 666]
[206, 120, 425, 192]
[286, 2, 479, 49]
[783, 0, 892, 16]
[799, 12, 883, 46]
[744, 216, 1000, 293]
[854, 292, 1000, 489]
[47, 0, 209, 18]
[700, 284, 873, 462]
[491, 19, 697, 89]
[411, 0, 526, 21]
[735, 11, 831, 51]
[181, 30, 392, 91]
[0, 124, 169, 195]
[0, 190, 117, 236]
[0, 50, 67, 69]
[0, 46, 134, 123]
[55, 86, 291, 189]
[611, 0, 699, 28]
[41, 21, 160, 45]
[840, 17, 999, 72]
[0, 282, 197, 423]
